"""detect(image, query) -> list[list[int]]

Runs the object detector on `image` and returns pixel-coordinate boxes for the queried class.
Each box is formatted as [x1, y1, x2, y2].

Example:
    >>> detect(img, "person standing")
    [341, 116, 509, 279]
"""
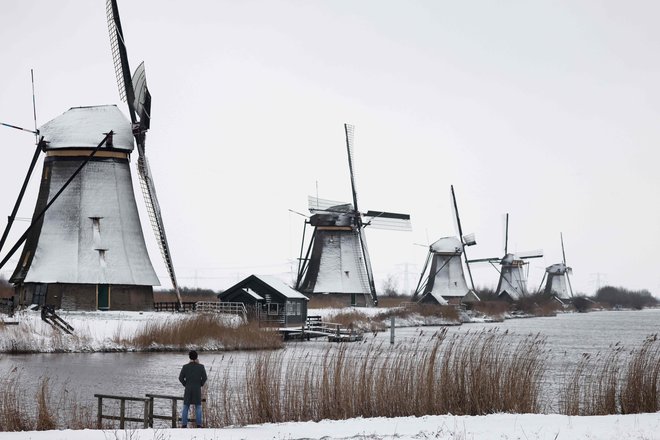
[179, 350, 207, 428]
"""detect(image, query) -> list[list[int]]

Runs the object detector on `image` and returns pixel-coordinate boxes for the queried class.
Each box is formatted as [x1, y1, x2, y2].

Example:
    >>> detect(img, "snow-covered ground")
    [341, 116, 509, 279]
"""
[0, 307, 464, 352]
[1, 413, 659, 439]
[0, 309, 242, 352]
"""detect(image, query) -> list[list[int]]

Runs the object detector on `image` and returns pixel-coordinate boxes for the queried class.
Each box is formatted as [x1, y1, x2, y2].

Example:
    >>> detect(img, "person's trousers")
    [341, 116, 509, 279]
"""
[182, 403, 203, 427]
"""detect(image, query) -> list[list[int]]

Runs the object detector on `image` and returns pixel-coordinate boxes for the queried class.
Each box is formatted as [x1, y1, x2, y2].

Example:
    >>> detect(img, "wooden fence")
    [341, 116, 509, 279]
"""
[94, 393, 204, 428]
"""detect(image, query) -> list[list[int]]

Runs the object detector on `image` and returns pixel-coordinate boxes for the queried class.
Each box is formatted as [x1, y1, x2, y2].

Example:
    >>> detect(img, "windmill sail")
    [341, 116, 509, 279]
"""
[107, 0, 181, 306]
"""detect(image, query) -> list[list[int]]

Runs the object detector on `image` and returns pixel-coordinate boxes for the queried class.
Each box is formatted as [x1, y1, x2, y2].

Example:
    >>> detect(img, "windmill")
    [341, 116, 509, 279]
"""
[294, 124, 411, 306]
[412, 185, 479, 305]
[468, 214, 543, 301]
[538, 233, 573, 300]
[0, 0, 180, 311]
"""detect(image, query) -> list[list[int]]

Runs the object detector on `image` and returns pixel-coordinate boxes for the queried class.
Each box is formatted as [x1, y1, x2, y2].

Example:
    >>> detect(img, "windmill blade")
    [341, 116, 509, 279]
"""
[357, 228, 377, 304]
[288, 208, 309, 219]
[363, 210, 411, 231]
[467, 257, 501, 263]
[560, 232, 567, 265]
[344, 123, 359, 215]
[108, 0, 181, 306]
[504, 213, 509, 255]
[518, 249, 544, 259]
[566, 267, 575, 297]
[106, 0, 137, 124]
[307, 195, 352, 213]
[132, 61, 151, 131]
[136, 147, 181, 298]
[451, 185, 476, 291]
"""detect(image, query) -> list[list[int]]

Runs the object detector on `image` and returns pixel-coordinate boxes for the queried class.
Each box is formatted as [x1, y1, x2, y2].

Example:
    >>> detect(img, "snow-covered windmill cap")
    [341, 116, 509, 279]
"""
[39, 105, 134, 152]
[430, 236, 462, 254]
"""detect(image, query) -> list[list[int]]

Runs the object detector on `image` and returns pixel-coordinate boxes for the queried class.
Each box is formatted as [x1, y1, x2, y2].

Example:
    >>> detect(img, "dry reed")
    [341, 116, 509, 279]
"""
[206, 329, 547, 426]
[619, 335, 660, 414]
[0, 372, 99, 431]
[115, 314, 283, 351]
[560, 334, 660, 415]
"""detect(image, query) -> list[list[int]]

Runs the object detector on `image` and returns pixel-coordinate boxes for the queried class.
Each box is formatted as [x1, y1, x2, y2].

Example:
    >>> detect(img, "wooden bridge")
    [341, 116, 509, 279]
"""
[281, 315, 364, 342]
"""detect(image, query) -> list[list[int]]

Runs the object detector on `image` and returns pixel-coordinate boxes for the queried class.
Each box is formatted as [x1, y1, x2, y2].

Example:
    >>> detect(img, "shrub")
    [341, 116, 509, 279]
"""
[594, 286, 658, 310]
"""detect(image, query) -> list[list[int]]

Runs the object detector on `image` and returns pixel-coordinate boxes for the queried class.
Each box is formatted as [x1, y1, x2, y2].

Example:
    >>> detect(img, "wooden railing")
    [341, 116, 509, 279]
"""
[153, 301, 197, 312]
[196, 301, 247, 321]
[94, 394, 149, 429]
[95, 393, 204, 428]
[305, 315, 363, 341]
[146, 394, 204, 428]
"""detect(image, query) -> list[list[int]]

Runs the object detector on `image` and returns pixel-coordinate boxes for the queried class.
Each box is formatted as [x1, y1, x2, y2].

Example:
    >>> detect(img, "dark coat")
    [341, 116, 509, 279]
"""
[179, 361, 207, 405]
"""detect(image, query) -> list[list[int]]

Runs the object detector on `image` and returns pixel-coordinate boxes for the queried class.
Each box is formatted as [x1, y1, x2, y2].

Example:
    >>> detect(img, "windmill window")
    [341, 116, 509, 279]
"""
[97, 249, 107, 268]
[90, 217, 102, 241]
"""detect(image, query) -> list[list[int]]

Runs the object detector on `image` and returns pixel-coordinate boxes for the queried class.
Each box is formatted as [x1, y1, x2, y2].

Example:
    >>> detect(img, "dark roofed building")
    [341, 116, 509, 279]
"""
[219, 275, 308, 327]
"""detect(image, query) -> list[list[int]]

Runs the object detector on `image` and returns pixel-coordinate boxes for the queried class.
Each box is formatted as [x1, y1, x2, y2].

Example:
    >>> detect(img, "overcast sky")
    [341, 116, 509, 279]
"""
[1, 1, 659, 296]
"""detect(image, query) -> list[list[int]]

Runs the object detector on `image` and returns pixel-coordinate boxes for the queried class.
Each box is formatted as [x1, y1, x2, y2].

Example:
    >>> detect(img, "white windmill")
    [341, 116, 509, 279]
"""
[0, 0, 180, 310]
[538, 233, 573, 300]
[294, 124, 411, 306]
[469, 214, 543, 301]
[412, 186, 479, 305]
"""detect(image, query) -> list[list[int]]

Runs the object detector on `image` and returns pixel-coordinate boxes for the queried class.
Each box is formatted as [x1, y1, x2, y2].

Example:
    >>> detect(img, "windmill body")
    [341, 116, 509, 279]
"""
[298, 206, 372, 300]
[295, 124, 410, 306]
[10, 106, 159, 310]
[496, 253, 529, 301]
[416, 237, 473, 305]
[543, 263, 572, 299]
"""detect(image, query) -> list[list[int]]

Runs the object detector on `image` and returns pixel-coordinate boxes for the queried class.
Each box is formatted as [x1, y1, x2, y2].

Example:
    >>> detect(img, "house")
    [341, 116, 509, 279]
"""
[218, 275, 309, 326]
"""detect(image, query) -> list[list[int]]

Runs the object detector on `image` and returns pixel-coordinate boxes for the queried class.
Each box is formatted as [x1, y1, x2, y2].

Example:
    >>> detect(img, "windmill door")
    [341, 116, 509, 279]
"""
[97, 285, 110, 310]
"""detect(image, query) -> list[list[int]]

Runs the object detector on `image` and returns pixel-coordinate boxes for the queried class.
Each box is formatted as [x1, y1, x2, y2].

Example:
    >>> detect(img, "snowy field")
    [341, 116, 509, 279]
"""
[1, 413, 659, 439]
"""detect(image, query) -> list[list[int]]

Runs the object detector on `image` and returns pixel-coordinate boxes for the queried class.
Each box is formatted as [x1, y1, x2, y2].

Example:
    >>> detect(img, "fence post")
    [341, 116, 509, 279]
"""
[143, 399, 149, 428]
[172, 398, 178, 428]
[119, 399, 126, 429]
[390, 316, 395, 344]
[147, 396, 154, 427]
[97, 395, 103, 428]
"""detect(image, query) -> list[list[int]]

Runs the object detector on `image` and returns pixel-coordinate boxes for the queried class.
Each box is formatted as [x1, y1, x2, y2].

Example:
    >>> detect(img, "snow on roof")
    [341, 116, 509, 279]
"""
[546, 263, 569, 274]
[254, 275, 309, 300]
[430, 236, 462, 254]
[39, 105, 134, 151]
[243, 288, 265, 301]
[23, 158, 159, 285]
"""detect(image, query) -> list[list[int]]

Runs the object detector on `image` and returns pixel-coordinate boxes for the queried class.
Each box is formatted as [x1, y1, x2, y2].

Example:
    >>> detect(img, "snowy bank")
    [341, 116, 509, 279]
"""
[0, 310, 243, 352]
[0, 413, 659, 439]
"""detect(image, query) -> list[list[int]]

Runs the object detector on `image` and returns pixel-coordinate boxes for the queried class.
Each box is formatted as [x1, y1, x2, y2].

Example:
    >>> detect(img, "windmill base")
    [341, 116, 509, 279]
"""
[14, 283, 154, 311]
[305, 292, 375, 308]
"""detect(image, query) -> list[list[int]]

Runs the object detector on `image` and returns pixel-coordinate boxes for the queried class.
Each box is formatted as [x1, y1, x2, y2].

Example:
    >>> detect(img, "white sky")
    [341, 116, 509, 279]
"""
[1, 1, 659, 296]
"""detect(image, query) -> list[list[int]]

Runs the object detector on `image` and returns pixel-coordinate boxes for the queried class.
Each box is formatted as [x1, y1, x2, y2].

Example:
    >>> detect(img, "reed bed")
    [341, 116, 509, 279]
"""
[559, 334, 660, 415]
[114, 314, 284, 351]
[205, 329, 547, 426]
[0, 373, 94, 431]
